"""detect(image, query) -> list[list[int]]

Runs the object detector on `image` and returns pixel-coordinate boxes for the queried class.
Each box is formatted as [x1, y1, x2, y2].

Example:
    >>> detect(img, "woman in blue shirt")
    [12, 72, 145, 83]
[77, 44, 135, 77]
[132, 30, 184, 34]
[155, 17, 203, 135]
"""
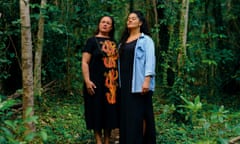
[118, 10, 156, 144]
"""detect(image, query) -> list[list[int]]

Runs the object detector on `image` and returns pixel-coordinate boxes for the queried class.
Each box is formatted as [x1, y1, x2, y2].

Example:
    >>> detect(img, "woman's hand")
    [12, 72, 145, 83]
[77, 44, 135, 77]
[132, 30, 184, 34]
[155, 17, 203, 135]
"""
[141, 76, 151, 94]
[85, 80, 97, 95]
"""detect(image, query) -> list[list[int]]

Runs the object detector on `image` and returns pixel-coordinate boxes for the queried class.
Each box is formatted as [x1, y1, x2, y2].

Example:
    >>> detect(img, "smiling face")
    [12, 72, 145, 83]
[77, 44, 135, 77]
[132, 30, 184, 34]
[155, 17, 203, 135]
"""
[127, 13, 142, 30]
[98, 16, 113, 34]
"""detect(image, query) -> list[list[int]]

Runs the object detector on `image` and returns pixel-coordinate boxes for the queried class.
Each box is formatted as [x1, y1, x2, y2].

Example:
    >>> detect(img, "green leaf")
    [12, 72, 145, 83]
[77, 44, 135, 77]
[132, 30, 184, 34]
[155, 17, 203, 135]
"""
[40, 131, 48, 141]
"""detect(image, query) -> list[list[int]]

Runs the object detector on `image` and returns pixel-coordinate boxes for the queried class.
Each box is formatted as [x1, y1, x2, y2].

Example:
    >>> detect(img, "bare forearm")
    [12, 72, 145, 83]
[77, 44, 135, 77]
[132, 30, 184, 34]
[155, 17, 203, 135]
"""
[144, 76, 151, 84]
[82, 62, 90, 83]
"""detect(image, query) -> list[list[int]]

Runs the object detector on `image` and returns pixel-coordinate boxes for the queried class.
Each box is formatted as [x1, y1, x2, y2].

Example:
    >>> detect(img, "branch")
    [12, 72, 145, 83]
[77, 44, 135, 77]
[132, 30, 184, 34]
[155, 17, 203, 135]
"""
[229, 136, 240, 144]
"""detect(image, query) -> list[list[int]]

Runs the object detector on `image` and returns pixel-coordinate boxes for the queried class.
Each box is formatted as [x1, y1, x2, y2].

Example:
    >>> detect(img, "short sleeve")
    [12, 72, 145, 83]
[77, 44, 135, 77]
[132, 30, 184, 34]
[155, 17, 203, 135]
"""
[82, 37, 95, 54]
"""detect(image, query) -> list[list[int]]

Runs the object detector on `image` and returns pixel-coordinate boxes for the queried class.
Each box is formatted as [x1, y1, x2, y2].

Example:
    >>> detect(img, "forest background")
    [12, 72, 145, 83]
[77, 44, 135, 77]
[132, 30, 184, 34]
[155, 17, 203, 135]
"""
[0, 0, 240, 143]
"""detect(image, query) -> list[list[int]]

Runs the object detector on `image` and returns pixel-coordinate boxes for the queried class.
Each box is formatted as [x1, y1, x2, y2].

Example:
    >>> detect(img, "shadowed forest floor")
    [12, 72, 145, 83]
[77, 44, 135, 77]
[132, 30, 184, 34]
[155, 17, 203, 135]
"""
[37, 96, 120, 144]
[36, 93, 240, 143]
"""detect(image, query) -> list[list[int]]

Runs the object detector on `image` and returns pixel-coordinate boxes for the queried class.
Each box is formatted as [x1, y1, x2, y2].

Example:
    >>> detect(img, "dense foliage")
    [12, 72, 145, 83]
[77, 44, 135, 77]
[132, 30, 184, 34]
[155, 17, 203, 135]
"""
[0, 0, 240, 143]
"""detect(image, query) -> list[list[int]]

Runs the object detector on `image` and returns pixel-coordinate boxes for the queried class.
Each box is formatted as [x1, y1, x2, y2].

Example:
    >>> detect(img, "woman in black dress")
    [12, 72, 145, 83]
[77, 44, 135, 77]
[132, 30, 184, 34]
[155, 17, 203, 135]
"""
[82, 15, 119, 144]
[118, 11, 156, 144]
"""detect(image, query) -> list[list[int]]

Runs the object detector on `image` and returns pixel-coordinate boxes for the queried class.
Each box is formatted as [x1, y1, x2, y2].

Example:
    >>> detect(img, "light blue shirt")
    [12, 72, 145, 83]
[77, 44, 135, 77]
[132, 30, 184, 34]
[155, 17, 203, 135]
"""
[119, 33, 156, 93]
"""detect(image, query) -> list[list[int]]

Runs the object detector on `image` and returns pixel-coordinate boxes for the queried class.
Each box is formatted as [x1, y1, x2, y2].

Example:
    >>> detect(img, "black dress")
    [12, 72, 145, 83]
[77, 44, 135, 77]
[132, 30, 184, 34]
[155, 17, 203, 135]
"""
[119, 39, 156, 144]
[82, 37, 119, 130]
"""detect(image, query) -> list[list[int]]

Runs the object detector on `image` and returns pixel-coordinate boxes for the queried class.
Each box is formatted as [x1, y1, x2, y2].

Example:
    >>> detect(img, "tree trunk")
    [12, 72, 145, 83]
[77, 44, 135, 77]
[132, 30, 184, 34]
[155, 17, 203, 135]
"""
[177, 0, 189, 75]
[129, 0, 133, 11]
[20, 0, 35, 134]
[34, 0, 46, 98]
[152, 0, 159, 47]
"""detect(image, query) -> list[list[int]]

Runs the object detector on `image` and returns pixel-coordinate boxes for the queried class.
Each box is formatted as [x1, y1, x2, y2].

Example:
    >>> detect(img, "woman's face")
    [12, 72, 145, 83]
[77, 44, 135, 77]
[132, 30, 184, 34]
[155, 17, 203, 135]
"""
[98, 16, 112, 34]
[127, 13, 142, 30]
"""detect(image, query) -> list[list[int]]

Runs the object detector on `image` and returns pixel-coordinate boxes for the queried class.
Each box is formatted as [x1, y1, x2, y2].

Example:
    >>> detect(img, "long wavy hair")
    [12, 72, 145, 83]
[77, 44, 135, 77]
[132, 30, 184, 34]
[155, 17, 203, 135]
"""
[119, 10, 150, 50]
[94, 15, 115, 39]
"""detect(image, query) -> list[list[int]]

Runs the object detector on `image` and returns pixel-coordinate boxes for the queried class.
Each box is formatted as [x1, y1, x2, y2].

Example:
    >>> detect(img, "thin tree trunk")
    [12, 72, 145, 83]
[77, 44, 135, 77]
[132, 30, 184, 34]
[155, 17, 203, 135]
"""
[145, 0, 159, 48]
[177, 0, 189, 75]
[34, 0, 46, 98]
[163, 24, 174, 86]
[20, 0, 35, 134]
[129, 0, 133, 11]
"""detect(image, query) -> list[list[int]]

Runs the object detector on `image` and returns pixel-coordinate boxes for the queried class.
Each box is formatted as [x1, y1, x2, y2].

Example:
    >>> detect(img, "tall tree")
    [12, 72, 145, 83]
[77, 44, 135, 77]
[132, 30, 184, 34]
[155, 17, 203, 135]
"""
[151, 0, 160, 48]
[34, 0, 47, 98]
[177, 0, 189, 75]
[20, 0, 35, 134]
[129, 0, 133, 11]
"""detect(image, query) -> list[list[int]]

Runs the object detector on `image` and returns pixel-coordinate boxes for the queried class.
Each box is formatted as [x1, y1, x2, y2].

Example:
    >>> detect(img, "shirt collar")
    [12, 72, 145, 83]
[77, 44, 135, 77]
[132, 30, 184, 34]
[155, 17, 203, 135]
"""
[139, 33, 145, 39]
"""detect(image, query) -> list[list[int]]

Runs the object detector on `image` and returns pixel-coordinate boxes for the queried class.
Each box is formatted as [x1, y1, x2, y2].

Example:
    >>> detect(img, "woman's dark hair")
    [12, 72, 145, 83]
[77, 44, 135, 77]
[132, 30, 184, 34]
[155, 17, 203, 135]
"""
[94, 15, 115, 39]
[119, 10, 150, 47]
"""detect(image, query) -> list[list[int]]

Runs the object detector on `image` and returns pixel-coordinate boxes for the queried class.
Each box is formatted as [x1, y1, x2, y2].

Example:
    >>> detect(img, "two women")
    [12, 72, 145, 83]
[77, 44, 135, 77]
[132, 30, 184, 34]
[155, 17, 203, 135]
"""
[82, 10, 156, 144]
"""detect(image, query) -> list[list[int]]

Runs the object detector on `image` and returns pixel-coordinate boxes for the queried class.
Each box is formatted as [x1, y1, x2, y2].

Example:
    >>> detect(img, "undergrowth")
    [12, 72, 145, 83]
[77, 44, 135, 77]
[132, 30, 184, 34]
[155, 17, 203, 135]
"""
[1, 92, 240, 143]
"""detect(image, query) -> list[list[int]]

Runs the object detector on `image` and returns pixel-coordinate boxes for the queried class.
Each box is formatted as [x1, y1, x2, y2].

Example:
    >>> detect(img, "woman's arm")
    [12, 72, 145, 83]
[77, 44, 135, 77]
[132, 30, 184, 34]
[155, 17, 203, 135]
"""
[82, 52, 96, 95]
